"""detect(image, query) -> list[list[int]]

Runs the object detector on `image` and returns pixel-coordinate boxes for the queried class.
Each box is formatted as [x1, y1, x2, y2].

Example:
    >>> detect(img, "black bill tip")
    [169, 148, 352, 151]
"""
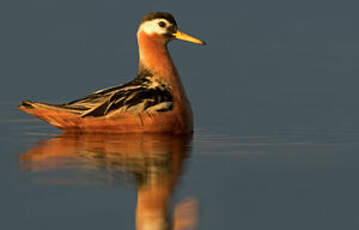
[21, 100, 34, 109]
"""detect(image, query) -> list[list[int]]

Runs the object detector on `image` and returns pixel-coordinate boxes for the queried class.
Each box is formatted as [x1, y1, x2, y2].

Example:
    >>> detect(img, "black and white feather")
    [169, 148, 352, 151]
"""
[59, 74, 173, 118]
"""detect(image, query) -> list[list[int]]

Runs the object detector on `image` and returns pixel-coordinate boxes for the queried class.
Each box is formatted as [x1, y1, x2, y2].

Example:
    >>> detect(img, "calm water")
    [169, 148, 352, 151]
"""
[2, 102, 359, 229]
[2, 0, 359, 229]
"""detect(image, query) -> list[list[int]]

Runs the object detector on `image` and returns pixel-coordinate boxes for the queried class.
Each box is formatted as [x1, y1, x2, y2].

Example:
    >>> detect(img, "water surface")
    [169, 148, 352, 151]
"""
[2, 103, 359, 229]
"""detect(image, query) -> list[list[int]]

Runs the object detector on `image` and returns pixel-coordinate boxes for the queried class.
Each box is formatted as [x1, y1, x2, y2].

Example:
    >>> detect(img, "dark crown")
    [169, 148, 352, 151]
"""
[140, 12, 177, 26]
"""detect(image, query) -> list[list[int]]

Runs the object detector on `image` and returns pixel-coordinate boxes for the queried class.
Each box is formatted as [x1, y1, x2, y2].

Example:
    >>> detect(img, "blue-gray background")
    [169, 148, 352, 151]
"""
[2, 0, 359, 132]
[2, 0, 359, 229]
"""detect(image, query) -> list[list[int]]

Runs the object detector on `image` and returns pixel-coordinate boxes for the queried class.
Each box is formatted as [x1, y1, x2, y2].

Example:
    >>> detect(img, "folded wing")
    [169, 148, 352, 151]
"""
[62, 77, 173, 118]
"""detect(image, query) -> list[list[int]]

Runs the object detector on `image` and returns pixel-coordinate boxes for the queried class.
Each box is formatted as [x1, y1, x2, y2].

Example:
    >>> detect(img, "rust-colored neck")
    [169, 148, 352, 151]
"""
[137, 31, 178, 79]
[136, 31, 193, 132]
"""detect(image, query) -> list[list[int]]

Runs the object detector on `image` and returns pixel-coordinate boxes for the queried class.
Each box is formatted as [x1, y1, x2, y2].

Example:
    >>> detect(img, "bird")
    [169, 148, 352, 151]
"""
[18, 12, 205, 134]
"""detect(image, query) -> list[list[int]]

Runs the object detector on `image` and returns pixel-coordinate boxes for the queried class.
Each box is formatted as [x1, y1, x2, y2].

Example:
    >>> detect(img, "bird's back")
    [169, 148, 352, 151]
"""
[17, 74, 187, 133]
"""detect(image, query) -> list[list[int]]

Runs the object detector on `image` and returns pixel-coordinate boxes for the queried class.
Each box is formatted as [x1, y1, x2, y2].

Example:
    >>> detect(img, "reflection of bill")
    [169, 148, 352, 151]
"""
[18, 133, 198, 230]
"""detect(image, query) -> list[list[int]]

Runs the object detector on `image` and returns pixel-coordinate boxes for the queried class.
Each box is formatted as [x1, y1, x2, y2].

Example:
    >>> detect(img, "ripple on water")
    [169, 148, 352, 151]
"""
[193, 127, 359, 155]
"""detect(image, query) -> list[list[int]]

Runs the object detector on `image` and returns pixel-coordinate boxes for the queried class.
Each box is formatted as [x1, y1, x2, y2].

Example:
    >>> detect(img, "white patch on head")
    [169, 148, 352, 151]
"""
[138, 18, 171, 35]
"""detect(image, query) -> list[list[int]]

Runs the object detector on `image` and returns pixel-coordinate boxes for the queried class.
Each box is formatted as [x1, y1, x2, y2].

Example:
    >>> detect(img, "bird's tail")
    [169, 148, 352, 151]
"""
[17, 100, 83, 129]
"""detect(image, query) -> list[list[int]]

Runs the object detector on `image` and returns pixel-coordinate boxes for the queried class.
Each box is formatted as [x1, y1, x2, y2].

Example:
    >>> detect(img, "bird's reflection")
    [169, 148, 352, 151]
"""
[18, 133, 197, 230]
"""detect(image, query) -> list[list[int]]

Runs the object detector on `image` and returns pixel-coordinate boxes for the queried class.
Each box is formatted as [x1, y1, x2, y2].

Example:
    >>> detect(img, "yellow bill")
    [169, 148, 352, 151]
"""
[173, 30, 206, 45]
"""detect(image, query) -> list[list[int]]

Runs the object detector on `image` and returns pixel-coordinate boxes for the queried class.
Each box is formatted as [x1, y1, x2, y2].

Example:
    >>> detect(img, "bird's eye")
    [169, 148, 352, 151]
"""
[158, 21, 166, 28]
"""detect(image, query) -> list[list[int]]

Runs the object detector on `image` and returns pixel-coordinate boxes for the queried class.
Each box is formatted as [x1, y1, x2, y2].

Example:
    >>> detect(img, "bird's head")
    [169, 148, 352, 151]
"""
[137, 12, 206, 45]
